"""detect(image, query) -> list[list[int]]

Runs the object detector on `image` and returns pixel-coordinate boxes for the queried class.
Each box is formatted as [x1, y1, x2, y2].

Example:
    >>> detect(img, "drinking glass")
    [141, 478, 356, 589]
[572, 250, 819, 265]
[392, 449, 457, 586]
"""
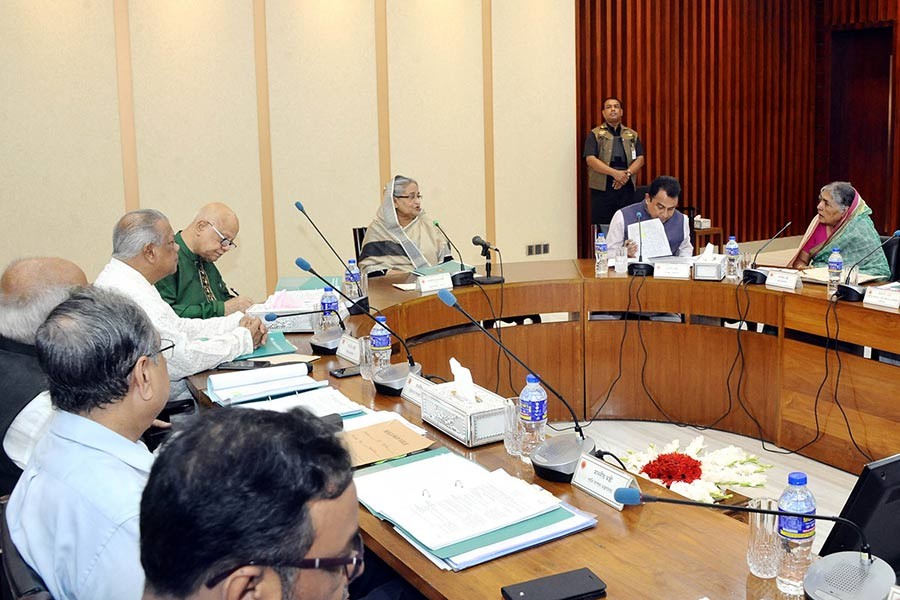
[614, 247, 628, 273]
[746, 497, 780, 578]
[503, 398, 522, 456]
[358, 336, 374, 381]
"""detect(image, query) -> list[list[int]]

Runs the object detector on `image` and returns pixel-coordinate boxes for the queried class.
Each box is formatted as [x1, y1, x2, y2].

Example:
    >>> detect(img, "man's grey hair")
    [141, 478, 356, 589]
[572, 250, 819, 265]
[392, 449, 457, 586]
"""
[821, 182, 856, 212]
[112, 209, 169, 260]
[36, 286, 159, 414]
[0, 260, 76, 344]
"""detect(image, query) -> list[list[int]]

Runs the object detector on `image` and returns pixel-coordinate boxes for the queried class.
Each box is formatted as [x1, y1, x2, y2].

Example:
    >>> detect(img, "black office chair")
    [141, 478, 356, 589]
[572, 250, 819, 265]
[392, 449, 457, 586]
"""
[0, 497, 52, 600]
[632, 185, 650, 205]
[881, 235, 900, 282]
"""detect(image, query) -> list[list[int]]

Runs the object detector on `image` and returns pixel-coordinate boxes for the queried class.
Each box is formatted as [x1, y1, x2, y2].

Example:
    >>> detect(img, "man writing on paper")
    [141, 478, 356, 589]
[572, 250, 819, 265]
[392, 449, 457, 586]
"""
[606, 175, 693, 258]
[96, 210, 267, 394]
[155, 202, 255, 318]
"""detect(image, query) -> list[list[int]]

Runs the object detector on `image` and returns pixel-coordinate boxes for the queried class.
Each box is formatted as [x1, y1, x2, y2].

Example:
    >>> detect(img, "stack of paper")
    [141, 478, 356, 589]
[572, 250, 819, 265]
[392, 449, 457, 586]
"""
[354, 448, 596, 570]
[237, 385, 364, 418]
[206, 363, 328, 407]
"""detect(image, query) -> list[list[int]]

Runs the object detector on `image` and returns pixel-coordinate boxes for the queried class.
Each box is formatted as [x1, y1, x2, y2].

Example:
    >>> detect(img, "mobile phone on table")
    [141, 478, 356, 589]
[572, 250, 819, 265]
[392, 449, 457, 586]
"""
[218, 360, 270, 370]
[501, 568, 607, 600]
[329, 365, 361, 378]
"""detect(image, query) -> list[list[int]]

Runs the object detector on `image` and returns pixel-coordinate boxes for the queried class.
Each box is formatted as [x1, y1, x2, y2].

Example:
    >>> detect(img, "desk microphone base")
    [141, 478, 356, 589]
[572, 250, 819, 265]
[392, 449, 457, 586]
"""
[742, 268, 768, 285]
[836, 283, 866, 302]
[373, 362, 423, 396]
[309, 330, 342, 355]
[531, 434, 596, 482]
[451, 270, 475, 287]
[347, 295, 370, 315]
[627, 262, 654, 277]
[803, 552, 893, 600]
[473, 275, 505, 285]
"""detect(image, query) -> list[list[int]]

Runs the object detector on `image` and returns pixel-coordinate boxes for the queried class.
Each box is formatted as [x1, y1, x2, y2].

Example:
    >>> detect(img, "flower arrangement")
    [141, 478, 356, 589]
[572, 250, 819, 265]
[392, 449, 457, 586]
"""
[622, 436, 772, 503]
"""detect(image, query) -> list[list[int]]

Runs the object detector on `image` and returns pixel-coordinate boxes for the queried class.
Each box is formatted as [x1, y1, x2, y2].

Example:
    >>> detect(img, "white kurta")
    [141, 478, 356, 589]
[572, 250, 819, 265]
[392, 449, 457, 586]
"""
[95, 258, 252, 380]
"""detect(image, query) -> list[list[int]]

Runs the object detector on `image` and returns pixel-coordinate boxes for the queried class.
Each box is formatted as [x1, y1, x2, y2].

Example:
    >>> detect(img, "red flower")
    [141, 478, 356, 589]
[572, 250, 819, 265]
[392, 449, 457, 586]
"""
[640, 452, 703, 487]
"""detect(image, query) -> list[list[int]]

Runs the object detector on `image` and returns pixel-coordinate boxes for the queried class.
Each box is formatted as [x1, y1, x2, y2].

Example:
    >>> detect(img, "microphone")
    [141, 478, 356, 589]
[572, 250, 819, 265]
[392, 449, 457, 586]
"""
[742, 221, 792, 284]
[264, 309, 345, 331]
[437, 289, 595, 482]
[296, 257, 422, 395]
[614, 488, 894, 600]
[627, 211, 654, 277]
[294, 201, 368, 314]
[471, 236, 504, 285]
[432, 220, 475, 286]
[835, 230, 900, 302]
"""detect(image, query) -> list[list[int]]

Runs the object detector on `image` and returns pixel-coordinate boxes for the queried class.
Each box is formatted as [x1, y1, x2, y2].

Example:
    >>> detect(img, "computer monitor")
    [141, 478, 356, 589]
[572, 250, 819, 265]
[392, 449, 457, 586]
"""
[820, 453, 900, 577]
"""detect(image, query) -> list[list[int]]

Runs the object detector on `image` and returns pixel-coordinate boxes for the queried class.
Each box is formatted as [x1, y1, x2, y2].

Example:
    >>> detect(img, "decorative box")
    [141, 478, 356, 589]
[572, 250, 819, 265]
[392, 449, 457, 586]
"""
[420, 382, 506, 447]
[693, 255, 727, 281]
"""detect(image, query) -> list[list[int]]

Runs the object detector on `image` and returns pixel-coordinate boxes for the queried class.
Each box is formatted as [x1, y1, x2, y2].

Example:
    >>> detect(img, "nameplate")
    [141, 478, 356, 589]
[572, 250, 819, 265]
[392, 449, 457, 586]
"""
[336, 334, 361, 364]
[401, 371, 434, 406]
[766, 271, 801, 291]
[571, 452, 640, 511]
[416, 272, 453, 293]
[653, 263, 691, 280]
[864, 287, 900, 310]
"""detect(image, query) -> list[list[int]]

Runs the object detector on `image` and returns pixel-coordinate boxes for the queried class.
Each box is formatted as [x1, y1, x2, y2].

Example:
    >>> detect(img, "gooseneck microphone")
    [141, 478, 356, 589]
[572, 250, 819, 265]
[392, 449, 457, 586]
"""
[264, 309, 346, 329]
[743, 221, 792, 284]
[294, 201, 368, 313]
[471, 236, 504, 285]
[433, 220, 475, 286]
[835, 229, 900, 302]
[437, 289, 594, 482]
[627, 211, 654, 276]
[613, 488, 894, 600]
[296, 257, 421, 395]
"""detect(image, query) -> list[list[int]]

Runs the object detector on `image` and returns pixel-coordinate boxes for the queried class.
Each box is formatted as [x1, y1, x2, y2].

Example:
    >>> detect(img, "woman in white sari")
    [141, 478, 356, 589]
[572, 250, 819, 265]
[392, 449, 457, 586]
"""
[358, 175, 450, 274]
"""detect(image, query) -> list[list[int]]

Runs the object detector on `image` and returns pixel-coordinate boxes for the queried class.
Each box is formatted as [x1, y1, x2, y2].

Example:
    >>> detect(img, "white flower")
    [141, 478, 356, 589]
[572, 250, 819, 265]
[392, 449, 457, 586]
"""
[626, 436, 772, 502]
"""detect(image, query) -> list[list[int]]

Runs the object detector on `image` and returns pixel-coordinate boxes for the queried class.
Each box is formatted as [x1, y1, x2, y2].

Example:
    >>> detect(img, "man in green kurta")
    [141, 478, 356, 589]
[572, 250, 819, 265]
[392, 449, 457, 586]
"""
[155, 203, 254, 319]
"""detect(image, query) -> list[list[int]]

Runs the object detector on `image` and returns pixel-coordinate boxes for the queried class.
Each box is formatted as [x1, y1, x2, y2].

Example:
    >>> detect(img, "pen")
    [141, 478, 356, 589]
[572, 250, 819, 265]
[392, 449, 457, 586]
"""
[229, 287, 240, 297]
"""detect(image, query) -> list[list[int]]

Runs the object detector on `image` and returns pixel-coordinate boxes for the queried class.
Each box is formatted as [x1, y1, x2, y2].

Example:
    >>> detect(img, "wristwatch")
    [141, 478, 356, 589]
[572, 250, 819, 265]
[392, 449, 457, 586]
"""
[625, 170, 633, 178]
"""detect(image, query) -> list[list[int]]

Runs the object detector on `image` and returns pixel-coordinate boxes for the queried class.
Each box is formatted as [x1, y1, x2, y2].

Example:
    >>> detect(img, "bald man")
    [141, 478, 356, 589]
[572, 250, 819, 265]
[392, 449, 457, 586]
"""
[155, 203, 254, 318]
[0, 257, 87, 495]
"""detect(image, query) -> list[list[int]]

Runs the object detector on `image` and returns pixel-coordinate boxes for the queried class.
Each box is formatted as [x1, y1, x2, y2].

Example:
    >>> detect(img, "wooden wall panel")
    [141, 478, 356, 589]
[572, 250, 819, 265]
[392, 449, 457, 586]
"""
[577, 0, 817, 257]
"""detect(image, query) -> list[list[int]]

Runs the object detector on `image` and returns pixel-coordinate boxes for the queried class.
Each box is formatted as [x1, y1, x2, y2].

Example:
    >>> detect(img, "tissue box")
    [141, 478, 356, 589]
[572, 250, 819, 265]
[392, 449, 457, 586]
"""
[420, 382, 506, 447]
[693, 255, 726, 281]
[693, 217, 712, 230]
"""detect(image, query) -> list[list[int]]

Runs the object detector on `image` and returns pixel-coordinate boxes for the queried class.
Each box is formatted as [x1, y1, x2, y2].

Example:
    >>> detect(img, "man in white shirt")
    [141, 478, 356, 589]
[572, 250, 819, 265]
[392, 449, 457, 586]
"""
[606, 175, 693, 258]
[0, 257, 87, 495]
[7, 287, 171, 600]
[95, 209, 267, 389]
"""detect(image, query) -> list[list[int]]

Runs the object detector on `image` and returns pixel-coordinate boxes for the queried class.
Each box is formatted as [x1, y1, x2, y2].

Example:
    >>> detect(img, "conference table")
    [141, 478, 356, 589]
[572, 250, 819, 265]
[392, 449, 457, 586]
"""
[187, 260, 900, 598]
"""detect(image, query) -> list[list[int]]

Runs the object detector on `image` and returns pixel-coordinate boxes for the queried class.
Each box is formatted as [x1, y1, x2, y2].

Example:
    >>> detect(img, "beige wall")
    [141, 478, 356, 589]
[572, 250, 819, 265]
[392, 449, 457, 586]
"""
[1, 0, 577, 292]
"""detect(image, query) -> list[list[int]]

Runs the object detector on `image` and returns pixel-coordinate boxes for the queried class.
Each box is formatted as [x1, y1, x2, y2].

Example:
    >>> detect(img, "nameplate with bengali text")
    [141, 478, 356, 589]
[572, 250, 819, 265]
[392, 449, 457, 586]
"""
[416, 272, 453, 293]
[653, 263, 691, 280]
[864, 287, 900, 310]
[401, 371, 434, 406]
[571, 452, 640, 511]
[765, 271, 801, 291]
[336, 334, 361, 364]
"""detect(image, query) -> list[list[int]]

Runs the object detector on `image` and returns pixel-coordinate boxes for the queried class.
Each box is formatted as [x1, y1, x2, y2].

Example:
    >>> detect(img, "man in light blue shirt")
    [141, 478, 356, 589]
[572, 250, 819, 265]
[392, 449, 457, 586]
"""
[6, 287, 172, 600]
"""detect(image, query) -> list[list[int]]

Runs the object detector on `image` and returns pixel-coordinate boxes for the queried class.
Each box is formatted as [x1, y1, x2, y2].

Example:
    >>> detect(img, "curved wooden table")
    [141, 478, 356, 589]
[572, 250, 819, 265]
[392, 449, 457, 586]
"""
[187, 260, 900, 598]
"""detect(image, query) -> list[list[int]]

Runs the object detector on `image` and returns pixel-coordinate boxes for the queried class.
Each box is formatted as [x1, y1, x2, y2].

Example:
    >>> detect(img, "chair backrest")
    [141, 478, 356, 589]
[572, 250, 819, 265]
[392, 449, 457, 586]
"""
[352, 227, 367, 263]
[633, 185, 650, 205]
[881, 235, 900, 282]
[0, 497, 52, 600]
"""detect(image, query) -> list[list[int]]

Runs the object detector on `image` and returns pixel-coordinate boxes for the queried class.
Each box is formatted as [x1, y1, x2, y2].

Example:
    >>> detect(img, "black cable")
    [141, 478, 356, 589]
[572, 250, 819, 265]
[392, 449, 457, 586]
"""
[424, 374, 448, 383]
[593, 449, 628, 471]
[471, 279, 502, 394]
[829, 301, 875, 461]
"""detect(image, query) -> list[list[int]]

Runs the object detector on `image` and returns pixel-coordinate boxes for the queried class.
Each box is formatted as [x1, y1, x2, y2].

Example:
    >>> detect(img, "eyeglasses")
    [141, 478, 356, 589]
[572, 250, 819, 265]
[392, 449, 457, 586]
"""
[209, 223, 238, 250]
[394, 193, 422, 201]
[204, 532, 365, 589]
[148, 339, 175, 362]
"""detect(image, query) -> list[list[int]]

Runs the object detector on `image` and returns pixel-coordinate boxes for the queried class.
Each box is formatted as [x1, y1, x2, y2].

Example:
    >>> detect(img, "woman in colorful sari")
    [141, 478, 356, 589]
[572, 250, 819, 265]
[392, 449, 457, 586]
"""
[789, 182, 890, 277]
[358, 175, 451, 274]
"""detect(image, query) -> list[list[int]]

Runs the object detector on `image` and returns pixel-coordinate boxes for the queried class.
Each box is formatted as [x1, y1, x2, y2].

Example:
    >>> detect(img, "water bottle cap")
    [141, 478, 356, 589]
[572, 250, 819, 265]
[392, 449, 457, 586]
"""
[324, 286, 333, 292]
[728, 235, 736, 241]
[348, 259, 356, 264]
[832, 247, 840, 253]
[375, 315, 387, 323]
[526, 374, 540, 384]
[788, 471, 807, 486]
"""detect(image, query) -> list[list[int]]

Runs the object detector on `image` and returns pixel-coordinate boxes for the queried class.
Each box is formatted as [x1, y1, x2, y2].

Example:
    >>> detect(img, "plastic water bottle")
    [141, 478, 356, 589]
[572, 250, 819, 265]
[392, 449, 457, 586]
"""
[343, 259, 364, 299]
[725, 235, 740, 282]
[316, 286, 341, 335]
[776, 472, 816, 595]
[369, 316, 392, 375]
[518, 374, 548, 461]
[827, 248, 843, 298]
[594, 232, 608, 277]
